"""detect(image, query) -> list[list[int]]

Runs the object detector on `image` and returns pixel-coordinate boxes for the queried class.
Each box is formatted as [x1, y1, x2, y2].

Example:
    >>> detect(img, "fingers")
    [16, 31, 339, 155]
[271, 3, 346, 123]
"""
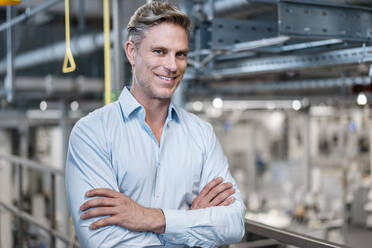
[190, 178, 236, 210]
[218, 196, 235, 206]
[190, 177, 224, 210]
[81, 207, 118, 220]
[205, 182, 233, 203]
[90, 216, 118, 230]
[210, 187, 235, 206]
[199, 177, 223, 197]
[80, 197, 118, 211]
[86, 188, 121, 198]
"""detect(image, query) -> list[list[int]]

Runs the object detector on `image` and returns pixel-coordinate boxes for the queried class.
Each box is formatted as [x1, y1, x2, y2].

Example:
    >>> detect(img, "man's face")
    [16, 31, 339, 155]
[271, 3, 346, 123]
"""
[129, 22, 189, 100]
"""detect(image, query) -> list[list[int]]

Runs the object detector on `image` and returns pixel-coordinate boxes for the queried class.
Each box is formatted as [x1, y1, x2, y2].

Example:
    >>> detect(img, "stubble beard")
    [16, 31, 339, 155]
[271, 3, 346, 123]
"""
[134, 72, 179, 100]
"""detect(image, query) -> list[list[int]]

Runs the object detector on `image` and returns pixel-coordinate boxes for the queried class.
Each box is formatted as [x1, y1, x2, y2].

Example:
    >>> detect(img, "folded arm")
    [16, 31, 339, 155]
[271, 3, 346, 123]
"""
[65, 118, 162, 247]
[160, 124, 246, 247]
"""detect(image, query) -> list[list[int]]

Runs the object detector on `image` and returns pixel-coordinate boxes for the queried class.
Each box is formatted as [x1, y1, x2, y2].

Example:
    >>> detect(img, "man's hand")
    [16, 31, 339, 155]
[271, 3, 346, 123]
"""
[80, 188, 165, 233]
[190, 177, 235, 210]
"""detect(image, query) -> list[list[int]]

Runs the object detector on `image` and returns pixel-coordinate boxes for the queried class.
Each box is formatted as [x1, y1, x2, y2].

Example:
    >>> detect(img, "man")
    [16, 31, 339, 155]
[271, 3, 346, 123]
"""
[65, 2, 245, 247]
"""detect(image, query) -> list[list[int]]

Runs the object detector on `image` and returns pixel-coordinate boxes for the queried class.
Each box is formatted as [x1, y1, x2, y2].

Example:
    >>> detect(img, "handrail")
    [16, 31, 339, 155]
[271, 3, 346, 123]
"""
[245, 219, 350, 248]
[0, 153, 64, 176]
[0, 153, 66, 247]
[0, 200, 80, 247]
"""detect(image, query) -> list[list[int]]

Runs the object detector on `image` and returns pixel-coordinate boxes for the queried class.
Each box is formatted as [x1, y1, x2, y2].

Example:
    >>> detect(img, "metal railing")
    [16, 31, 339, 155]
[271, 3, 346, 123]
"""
[0, 153, 79, 248]
[243, 219, 350, 248]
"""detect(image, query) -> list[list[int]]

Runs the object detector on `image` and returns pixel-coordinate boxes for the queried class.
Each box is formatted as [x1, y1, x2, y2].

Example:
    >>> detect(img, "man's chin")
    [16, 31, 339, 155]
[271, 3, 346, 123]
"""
[154, 94, 173, 100]
[153, 88, 175, 99]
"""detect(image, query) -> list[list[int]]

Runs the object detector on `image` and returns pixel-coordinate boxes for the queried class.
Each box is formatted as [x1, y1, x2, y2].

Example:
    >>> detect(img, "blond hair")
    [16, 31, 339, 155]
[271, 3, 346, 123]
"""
[127, 1, 191, 46]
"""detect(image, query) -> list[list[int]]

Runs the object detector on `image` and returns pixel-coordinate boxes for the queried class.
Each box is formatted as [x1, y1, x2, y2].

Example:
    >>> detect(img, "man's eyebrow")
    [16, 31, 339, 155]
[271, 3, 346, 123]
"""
[179, 48, 189, 53]
[150, 45, 167, 50]
[150, 46, 189, 53]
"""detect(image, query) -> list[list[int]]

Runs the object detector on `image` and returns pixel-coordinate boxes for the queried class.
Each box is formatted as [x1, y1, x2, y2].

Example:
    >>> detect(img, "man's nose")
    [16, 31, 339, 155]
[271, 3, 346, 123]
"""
[164, 55, 177, 72]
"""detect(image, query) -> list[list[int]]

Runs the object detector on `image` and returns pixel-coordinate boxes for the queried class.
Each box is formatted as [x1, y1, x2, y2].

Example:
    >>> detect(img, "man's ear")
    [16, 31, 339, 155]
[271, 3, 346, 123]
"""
[125, 41, 136, 67]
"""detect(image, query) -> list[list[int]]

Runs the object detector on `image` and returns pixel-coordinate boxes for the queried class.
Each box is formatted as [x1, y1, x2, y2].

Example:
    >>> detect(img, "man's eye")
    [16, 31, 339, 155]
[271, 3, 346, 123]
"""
[177, 52, 187, 58]
[153, 49, 163, 54]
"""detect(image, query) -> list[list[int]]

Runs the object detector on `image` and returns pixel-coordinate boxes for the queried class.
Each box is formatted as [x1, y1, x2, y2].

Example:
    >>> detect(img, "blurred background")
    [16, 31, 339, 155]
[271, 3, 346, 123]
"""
[1, 0, 372, 247]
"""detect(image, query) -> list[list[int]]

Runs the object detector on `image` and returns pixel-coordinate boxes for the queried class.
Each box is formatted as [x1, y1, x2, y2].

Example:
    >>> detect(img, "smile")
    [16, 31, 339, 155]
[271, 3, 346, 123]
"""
[156, 74, 177, 81]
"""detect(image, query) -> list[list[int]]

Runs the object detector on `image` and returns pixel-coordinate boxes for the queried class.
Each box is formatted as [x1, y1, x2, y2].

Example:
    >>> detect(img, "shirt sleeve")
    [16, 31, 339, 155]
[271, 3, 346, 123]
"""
[161, 123, 246, 247]
[65, 114, 159, 248]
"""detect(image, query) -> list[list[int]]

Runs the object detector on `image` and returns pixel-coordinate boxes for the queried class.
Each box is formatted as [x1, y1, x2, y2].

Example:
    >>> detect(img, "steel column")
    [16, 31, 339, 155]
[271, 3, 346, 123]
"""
[15, 163, 24, 247]
[59, 100, 71, 246]
[303, 108, 311, 193]
[112, 0, 124, 91]
[50, 174, 56, 248]
[78, 0, 86, 33]
[5, 6, 15, 103]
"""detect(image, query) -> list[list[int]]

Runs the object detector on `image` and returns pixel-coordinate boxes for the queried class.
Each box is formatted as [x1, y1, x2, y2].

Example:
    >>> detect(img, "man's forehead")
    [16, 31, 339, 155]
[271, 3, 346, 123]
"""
[144, 22, 187, 36]
[141, 23, 189, 49]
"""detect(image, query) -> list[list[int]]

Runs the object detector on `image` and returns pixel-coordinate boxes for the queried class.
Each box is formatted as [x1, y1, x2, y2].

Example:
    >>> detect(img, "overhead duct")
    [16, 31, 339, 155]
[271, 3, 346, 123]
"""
[0, 32, 114, 74]
[212, 0, 277, 17]
[188, 76, 371, 96]
[14, 76, 103, 93]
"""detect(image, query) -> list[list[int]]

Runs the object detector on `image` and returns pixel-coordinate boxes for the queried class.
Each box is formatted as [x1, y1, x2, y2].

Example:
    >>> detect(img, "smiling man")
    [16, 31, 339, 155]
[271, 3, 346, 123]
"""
[65, 2, 245, 247]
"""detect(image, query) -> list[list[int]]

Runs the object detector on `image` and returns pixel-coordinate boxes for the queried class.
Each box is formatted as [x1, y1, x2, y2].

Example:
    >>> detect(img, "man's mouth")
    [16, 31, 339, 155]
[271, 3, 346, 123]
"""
[156, 74, 177, 81]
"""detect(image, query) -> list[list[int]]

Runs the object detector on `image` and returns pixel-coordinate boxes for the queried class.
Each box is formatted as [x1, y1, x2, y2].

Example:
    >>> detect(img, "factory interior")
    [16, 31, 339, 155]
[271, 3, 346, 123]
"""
[1, 0, 372, 247]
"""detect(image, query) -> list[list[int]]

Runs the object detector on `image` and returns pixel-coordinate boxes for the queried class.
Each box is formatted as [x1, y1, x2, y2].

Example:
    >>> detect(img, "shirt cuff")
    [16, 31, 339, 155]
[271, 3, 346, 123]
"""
[162, 208, 188, 234]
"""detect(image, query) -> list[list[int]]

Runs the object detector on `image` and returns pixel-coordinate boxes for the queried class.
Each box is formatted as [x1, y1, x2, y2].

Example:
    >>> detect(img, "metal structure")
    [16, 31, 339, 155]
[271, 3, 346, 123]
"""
[0, 32, 108, 74]
[5, 6, 14, 103]
[0, 153, 79, 248]
[188, 76, 371, 96]
[0, 0, 63, 33]
[278, 0, 372, 42]
[243, 219, 349, 248]
[1, 0, 371, 100]
[184, 0, 372, 99]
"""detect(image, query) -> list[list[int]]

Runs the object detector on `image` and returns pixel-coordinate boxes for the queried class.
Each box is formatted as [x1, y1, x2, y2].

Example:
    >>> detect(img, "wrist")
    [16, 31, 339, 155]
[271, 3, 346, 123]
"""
[145, 208, 166, 234]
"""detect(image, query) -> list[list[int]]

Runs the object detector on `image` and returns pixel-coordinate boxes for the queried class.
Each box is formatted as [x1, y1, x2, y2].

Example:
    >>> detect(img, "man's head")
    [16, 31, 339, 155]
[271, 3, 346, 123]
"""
[125, 2, 191, 101]
[127, 1, 191, 47]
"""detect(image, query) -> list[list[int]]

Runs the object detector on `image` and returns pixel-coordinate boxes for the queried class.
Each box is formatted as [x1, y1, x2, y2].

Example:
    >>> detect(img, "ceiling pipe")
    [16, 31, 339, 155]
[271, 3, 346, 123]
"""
[0, 32, 115, 74]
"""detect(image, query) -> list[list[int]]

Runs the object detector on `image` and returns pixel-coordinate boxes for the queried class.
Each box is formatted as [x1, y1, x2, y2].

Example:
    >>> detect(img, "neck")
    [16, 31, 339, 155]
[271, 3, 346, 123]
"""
[129, 85, 170, 127]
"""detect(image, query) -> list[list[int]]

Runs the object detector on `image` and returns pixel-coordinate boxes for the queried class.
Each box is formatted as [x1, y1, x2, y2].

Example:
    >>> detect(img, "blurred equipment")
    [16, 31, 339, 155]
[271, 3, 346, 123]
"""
[0, 0, 21, 5]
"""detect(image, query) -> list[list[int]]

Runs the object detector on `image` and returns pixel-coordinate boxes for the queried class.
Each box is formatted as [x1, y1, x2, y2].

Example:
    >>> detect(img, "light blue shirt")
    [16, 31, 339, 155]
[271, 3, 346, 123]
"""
[65, 87, 246, 248]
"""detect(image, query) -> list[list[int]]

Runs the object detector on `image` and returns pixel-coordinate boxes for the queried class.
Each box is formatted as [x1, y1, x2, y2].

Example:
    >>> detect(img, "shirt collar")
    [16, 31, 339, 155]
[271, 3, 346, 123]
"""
[168, 101, 180, 123]
[119, 87, 180, 123]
